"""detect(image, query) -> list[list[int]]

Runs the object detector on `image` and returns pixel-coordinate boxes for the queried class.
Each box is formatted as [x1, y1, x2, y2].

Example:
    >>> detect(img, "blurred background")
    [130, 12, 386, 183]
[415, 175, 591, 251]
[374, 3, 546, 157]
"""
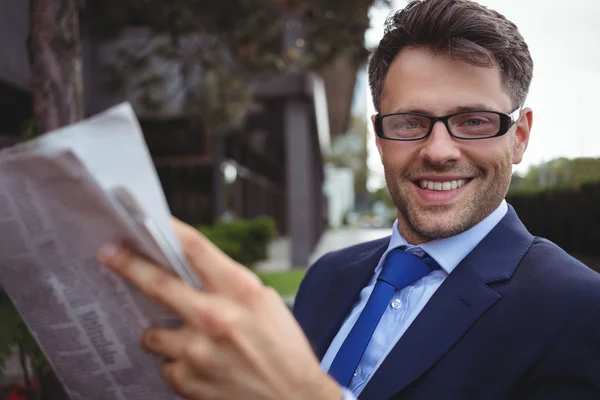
[0, 0, 599, 397]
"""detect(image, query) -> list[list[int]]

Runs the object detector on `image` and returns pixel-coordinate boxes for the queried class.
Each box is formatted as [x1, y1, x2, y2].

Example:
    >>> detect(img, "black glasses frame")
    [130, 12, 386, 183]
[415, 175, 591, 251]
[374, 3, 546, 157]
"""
[374, 108, 521, 141]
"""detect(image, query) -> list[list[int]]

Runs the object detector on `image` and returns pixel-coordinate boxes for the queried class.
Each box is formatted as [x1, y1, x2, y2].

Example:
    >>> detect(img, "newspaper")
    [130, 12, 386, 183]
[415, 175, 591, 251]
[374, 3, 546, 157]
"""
[0, 104, 200, 399]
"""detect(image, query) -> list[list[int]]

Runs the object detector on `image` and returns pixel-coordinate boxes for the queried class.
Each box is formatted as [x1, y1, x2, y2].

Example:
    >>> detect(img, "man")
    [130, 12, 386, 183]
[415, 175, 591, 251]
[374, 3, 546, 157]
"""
[98, 0, 600, 399]
[293, 0, 600, 398]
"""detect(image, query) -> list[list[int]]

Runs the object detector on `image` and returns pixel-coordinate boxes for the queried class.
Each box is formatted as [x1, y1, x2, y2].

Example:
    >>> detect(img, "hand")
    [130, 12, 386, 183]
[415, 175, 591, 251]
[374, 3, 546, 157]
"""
[97, 218, 341, 400]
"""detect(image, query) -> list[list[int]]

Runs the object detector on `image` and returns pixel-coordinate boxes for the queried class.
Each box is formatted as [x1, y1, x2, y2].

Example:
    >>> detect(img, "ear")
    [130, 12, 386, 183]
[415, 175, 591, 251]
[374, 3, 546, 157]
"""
[372, 114, 384, 159]
[512, 107, 533, 165]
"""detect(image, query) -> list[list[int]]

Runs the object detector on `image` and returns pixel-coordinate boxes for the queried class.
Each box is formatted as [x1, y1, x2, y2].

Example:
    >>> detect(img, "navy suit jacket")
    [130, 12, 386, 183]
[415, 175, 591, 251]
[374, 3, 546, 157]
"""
[293, 206, 600, 399]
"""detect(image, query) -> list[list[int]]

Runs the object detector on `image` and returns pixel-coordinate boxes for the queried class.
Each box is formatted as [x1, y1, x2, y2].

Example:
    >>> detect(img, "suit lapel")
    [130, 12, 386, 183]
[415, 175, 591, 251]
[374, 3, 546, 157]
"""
[314, 238, 390, 359]
[360, 206, 534, 400]
[359, 263, 500, 400]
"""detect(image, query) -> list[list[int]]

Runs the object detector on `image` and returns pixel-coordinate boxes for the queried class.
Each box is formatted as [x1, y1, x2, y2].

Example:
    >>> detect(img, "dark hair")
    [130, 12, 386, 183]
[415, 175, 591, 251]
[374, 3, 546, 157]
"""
[368, 0, 533, 112]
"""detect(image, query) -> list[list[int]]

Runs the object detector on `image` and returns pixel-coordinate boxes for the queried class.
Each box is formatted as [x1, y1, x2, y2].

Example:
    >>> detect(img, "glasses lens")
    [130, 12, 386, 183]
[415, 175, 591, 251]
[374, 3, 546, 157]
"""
[448, 112, 501, 138]
[382, 114, 431, 140]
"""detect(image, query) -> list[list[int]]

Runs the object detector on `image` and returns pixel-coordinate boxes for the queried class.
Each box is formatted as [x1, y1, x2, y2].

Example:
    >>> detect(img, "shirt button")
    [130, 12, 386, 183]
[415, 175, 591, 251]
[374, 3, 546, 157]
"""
[391, 299, 402, 309]
[354, 367, 361, 377]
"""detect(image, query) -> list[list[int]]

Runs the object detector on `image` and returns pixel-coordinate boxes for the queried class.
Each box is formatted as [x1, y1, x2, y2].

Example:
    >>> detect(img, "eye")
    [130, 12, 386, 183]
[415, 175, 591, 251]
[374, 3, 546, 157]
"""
[382, 114, 429, 138]
[402, 121, 419, 129]
[456, 115, 493, 128]
[465, 119, 482, 127]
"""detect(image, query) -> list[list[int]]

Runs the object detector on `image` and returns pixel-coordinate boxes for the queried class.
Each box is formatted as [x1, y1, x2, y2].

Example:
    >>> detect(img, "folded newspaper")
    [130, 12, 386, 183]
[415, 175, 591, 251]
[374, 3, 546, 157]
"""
[0, 103, 202, 399]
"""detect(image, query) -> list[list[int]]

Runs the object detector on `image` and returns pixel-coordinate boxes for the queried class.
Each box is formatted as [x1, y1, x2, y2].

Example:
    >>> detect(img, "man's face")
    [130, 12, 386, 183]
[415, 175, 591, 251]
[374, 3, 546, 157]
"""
[373, 47, 532, 244]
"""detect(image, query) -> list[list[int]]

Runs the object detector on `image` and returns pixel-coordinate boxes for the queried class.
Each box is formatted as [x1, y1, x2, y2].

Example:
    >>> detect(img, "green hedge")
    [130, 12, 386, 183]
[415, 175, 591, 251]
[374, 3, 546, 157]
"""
[197, 216, 277, 268]
[507, 181, 600, 256]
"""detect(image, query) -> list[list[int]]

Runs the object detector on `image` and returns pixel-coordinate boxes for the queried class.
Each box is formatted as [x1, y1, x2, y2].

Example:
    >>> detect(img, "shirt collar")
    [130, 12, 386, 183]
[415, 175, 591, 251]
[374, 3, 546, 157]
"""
[381, 200, 508, 275]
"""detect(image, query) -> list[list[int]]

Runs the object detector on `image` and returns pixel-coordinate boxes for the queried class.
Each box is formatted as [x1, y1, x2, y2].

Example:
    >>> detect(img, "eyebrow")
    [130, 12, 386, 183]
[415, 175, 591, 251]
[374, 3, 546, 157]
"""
[390, 103, 500, 115]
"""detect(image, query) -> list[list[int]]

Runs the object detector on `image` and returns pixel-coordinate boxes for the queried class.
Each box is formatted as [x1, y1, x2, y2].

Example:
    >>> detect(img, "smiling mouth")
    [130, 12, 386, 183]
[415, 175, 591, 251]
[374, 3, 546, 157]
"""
[414, 179, 473, 191]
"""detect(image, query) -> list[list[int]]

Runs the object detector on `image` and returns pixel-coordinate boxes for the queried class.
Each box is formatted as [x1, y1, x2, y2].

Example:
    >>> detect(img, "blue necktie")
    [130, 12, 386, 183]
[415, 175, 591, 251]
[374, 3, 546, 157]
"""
[328, 249, 435, 387]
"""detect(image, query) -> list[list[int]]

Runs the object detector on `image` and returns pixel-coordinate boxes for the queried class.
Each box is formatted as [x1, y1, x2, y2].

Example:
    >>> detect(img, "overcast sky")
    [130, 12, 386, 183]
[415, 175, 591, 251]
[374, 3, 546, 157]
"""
[363, 0, 600, 188]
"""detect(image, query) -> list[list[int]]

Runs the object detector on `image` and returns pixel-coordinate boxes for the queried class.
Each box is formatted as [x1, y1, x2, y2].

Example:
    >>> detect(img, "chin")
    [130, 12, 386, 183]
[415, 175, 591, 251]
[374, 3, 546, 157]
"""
[406, 206, 476, 240]
[412, 222, 467, 240]
[425, 227, 465, 240]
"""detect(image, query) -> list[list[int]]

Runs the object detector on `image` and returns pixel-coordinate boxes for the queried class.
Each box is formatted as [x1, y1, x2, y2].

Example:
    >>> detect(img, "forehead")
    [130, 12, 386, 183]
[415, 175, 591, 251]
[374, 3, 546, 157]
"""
[380, 47, 512, 115]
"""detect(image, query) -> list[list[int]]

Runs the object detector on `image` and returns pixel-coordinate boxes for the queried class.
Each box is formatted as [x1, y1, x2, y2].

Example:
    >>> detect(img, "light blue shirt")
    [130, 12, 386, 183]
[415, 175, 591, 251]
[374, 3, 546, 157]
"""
[321, 200, 508, 399]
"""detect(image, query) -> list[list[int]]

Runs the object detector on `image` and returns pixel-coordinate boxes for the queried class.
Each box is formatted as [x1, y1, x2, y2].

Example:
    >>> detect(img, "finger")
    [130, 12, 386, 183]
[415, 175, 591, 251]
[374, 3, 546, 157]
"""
[98, 243, 254, 335]
[97, 244, 209, 326]
[172, 218, 264, 300]
[142, 326, 198, 360]
[162, 361, 217, 400]
[177, 331, 233, 381]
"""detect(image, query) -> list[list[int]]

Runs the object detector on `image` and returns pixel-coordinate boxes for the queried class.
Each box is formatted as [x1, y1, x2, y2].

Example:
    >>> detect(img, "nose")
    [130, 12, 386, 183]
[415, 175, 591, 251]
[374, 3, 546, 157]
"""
[419, 121, 461, 165]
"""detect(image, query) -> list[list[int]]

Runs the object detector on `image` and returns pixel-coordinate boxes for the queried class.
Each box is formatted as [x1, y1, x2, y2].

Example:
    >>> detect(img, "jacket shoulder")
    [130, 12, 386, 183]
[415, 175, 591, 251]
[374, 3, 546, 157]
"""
[292, 236, 389, 325]
[511, 239, 600, 397]
[310, 236, 391, 275]
[528, 237, 600, 283]
[298, 235, 390, 286]
[515, 236, 600, 306]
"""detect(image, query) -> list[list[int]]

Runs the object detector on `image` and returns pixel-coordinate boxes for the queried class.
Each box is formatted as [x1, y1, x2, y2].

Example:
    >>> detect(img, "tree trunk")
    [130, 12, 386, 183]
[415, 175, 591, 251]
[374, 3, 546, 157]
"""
[28, 0, 84, 133]
[27, 1, 83, 398]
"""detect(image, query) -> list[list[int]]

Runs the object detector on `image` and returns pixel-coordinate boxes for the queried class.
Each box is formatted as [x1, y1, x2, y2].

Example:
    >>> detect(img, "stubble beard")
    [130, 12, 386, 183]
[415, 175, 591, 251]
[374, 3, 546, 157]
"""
[385, 166, 511, 243]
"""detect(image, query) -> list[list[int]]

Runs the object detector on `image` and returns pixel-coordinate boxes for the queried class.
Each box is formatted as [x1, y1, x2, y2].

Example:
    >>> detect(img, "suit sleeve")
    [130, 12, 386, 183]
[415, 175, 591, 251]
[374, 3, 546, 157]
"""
[513, 303, 600, 399]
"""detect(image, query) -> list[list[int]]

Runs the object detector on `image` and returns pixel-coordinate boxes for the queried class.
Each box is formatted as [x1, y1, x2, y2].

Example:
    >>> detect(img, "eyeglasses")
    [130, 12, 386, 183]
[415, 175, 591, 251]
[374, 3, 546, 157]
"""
[374, 108, 521, 141]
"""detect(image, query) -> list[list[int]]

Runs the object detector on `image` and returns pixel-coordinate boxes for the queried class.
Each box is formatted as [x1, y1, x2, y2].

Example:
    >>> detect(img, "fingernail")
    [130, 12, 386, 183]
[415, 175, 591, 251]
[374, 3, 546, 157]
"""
[99, 243, 119, 261]
[142, 329, 156, 349]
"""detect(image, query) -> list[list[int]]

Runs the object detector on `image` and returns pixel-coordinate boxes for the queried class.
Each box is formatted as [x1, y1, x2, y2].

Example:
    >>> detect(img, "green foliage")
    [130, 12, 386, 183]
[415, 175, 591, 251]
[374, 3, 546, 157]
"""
[198, 216, 277, 268]
[510, 157, 600, 192]
[0, 292, 20, 370]
[84, 0, 388, 134]
[84, 0, 388, 67]
[0, 291, 50, 375]
[19, 118, 43, 140]
[85, 1, 283, 65]
[98, 34, 254, 134]
[99, 41, 168, 114]
[325, 114, 369, 196]
[185, 46, 254, 132]
[507, 181, 600, 256]
[256, 269, 307, 296]
[304, 0, 385, 67]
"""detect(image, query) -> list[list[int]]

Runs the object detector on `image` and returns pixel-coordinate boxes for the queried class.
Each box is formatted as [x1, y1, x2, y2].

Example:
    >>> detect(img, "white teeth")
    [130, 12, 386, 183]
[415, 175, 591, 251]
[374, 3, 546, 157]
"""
[419, 179, 467, 191]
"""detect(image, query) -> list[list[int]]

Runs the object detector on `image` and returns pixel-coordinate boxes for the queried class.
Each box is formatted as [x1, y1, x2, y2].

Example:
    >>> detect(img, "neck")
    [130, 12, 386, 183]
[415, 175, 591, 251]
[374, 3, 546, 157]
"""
[396, 217, 431, 246]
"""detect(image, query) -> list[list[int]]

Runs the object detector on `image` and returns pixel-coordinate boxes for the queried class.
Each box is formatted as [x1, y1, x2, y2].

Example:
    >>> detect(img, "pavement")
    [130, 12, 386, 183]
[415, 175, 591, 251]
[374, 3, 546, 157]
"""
[255, 227, 392, 272]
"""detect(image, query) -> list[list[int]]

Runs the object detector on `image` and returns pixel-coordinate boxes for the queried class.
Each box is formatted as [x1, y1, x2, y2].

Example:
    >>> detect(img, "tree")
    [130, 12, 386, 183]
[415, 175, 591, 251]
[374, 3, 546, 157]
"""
[1, 1, 86, 398]
[84, 0, 388, 220]
[510, 157, 600, 192]
[84, 0, 390, 130]
[28, 0, 84, 132]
